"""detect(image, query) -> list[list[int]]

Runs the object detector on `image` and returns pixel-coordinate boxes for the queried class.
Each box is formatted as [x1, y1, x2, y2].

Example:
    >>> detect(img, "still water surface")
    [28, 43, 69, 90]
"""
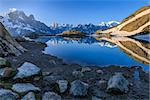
[32, 36, 149, 70]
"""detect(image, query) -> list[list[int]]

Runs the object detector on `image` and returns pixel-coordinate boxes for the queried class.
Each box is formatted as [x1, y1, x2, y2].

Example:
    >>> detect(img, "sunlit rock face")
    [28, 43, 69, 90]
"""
[96, 36, 150, 65]
[97, 6, 150, 36]
[0, 22, 25, 56]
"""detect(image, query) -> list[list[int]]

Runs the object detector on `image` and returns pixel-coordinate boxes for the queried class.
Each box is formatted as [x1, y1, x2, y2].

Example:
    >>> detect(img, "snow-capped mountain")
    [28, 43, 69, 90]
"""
[0, 8, 54, 37]
[50, 21, 119, 35]
[0, 8, 119, 37]
[99, 21, 120, 27]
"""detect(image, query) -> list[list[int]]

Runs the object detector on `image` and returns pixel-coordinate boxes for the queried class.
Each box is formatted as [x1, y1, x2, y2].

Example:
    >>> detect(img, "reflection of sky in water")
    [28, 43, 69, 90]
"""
[38, 36, 149, 71]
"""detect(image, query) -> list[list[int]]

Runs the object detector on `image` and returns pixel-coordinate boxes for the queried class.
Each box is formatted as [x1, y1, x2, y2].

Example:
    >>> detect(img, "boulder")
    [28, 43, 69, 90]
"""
[81, 67, 92, 73]
[107, 73, 129, 93]
[13, 62, 41, 79]
[42, 92, 61, 100]
[21, 92, 36, 100]
[12, 83, 40, 93]
[0, 88, 19, 100]
[96, 70, 104, 74]
[0, 57, 11, 68]
[56, 80, 68, 93]
[72, 70, 84, 78]
[70, 80, 89, 96]
[0, 67, 17, 78]
[97, 80, 107, 90]
[43, 75, 64, 83]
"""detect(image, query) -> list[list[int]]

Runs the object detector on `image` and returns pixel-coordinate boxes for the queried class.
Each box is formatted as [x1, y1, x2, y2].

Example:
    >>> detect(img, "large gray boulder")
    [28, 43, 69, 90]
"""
[42, 92, 61, 100]
[107, 73, 129, 93]
[12, 83, 40, 93]
[70, 80, 89, 96]
[21, 92, 36, 100]
[56, 80, 68, 93]
[13, 62, 41, 79]
[0, 89, 19, 100]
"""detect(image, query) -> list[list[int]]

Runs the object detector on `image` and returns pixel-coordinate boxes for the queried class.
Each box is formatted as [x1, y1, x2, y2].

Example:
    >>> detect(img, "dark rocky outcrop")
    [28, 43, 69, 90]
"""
[0, 22, 25, 56]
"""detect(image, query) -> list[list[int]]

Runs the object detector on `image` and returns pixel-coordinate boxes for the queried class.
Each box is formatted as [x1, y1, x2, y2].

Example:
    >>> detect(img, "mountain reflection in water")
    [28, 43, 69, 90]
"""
[31, 35, 149, 70]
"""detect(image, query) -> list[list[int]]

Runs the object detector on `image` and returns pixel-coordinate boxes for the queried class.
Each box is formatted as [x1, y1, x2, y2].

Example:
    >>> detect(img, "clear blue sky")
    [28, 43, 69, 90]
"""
[0, 0, 149, 25]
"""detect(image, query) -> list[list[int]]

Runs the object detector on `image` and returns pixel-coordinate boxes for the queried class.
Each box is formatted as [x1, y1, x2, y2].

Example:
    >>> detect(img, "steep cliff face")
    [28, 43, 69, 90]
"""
[97, 6, 150, 36]
[0, 22, 25, 56]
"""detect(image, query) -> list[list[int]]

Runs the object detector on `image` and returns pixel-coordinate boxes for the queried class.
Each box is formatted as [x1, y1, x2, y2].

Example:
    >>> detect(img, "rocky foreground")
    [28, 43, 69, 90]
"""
[0, 41, 149, 100]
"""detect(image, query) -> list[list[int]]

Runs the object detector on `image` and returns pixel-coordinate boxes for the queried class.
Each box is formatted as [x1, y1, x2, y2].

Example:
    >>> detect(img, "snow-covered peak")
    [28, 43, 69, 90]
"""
[9, 8, 17, 12]
[99, 21, 120, 27]
[0, 9, 54, 37]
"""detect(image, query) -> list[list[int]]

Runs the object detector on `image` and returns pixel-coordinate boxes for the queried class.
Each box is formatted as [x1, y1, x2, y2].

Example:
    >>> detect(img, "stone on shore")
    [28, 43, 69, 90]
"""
[56, 80, 68, 93]
[72, 70, 84, 78]
[21, 92, 36, 100]
[81, 67, 92, 73]
[42, 92, 61, 100]
[0, 67, 16, 78]
[0, 57, 11, 68]
[13, 62, 41, 79]
[70, 80, 89, 96]
[43, 75, 64, 83]
[0, 88, 19, 100]
[96, 69, 104, 74]
[107, 73, 129, 93]
[12, 83, 40, 93]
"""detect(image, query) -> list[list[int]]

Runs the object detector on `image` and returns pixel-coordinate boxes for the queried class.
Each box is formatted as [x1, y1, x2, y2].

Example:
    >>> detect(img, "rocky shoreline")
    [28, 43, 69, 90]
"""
[0, 41, 149, 100]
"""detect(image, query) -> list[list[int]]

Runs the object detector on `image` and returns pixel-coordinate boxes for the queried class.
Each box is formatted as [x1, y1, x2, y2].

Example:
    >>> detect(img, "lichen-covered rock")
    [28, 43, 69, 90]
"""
[0, 88, 19, 100]
[13, 62, 41, 79]
[0, 67, 17, 78]
[107, 73, 129, 93]
[70, 80, 89, 96]
[56, 80, 68, 93]
[42, 92, 61, 100]
[12, 83, 40, 93]
[21, 92, 36, 100]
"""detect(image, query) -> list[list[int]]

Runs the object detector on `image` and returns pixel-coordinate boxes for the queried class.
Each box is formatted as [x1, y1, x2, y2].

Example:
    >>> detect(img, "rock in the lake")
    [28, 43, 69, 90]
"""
[96, 69, 104, 74]
[0, 88, 19, 100]
[42, 92, 61, 100]
[72, 70, 84, 78]
[0, 57, 11, 68]
[12, 83, 40, 93]
[70, 80, 89, 96]
[81, 67, 92, 73]
[21, 92, 35, 100]
[13, 62, 41, 79]
[107, 73, 129, 93]
[56, 80, 68, 93]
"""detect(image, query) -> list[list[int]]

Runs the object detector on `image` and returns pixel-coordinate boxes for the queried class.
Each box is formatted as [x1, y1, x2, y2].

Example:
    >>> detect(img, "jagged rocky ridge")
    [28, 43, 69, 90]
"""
[0, 22, 25, 56]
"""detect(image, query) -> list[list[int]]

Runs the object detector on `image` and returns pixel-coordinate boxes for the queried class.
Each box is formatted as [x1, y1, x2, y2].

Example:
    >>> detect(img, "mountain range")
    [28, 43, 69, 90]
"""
[0, 8, 119, 37]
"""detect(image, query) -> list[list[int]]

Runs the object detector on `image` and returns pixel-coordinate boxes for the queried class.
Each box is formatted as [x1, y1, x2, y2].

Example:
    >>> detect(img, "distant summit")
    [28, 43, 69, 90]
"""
[50, 21, 119, 35]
